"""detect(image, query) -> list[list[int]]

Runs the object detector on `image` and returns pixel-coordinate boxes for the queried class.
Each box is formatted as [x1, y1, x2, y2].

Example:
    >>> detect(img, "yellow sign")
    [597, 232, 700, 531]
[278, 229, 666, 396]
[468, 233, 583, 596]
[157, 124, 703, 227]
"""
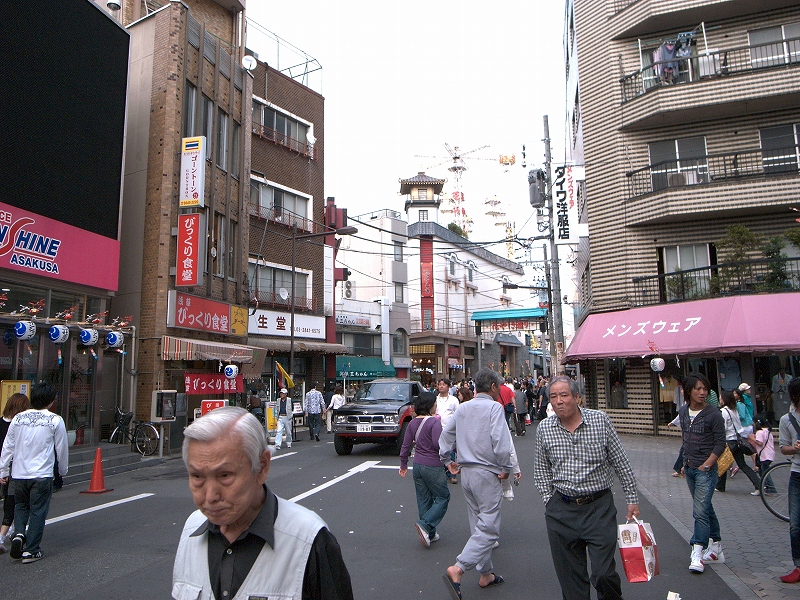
[179, 136, 206, 208]
[0, 380, 31, 415]
[230, 306, 248, 336]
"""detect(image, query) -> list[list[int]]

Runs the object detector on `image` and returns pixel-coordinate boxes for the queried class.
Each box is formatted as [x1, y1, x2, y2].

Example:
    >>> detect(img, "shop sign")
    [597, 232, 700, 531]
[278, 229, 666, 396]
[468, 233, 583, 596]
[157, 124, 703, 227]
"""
[167, 290, 231, 334]
[176, 213, 201, 287]
[180, 137, 206, 208]
[448, 346, 461, 358]
[421, 261, 433, 297]
[200, 398, 228, 415]
[553, 165, 581, 246]
[185, 373, 244, 395]
[393, 357, 412, 368]
[248, 308, 325, 339]
[230, 306, 248, 336]
[0, 202, 119, 290]
[336, 314, 371, 327]
[482, 319, 541, 332]
[0, 380, 30, 415]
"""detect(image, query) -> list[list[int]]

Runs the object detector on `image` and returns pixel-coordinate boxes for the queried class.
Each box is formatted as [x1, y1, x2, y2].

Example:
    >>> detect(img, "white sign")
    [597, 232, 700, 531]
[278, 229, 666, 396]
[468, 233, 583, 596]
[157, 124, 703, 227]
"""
[248, 308, 325, 339]
[553, 165, 582, 245]
[393, 357, 412, 368]
[335, 314, 371, 327]
[180, 136, 206, 208]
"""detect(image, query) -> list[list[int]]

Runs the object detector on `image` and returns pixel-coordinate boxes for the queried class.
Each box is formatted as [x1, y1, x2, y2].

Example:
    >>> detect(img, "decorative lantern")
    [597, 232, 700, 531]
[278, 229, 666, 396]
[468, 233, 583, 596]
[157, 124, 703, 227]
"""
[105, 331, 124, 348]
[224, 364, 239, 379]
[49, 325, 70, 344]
[14, 321, 36, 341]
[650, 357, 665, 372]
[79, 328, 99, 346]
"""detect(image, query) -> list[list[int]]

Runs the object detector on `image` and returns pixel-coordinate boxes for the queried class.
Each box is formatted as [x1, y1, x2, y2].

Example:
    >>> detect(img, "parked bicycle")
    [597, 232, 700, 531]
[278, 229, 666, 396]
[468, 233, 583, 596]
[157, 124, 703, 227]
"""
[108, 406, 159, 457]
[760, 460, 791, 522]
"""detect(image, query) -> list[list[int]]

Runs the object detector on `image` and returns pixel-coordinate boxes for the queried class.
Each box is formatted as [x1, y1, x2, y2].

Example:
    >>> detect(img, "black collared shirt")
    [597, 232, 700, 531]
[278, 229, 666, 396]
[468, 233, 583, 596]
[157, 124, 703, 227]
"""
[191, 485, 353, 600]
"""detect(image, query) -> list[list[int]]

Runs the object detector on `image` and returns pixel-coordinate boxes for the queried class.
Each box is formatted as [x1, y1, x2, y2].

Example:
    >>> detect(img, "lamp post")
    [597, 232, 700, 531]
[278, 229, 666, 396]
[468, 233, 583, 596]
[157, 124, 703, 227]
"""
[288, 225, 358, 386]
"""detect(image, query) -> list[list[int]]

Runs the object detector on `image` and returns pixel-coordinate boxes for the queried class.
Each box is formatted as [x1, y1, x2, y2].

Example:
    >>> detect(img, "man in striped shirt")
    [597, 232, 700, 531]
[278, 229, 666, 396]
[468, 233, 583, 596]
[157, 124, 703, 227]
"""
[304, 383, 326, 442]
[534, 375, 639, 600]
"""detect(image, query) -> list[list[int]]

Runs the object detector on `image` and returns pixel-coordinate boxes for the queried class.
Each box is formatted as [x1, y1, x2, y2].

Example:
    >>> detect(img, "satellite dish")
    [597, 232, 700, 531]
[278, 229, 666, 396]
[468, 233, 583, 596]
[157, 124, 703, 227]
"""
[279, 288, 289, 301]
[242, 55, 257, 71]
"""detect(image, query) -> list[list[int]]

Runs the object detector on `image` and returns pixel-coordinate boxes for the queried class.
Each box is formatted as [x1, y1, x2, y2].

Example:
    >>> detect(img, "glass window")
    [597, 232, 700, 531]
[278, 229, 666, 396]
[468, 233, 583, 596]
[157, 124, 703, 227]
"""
[252, 100, 262, 126]
[393, 330, 407, 355]
[419, 210, 428, 221]
[661, 244, 711, 300]
[606, 358, 627, 409]
[228, 220, 237, 276]
[418, 189, 428, 201]
[760, 125, 798, 173]
[394, 283, 404, 303]
[749, 22, 800, 68]
[231, 121, 240, 175]
[202, 96, 214, 160]
[393, 241, 403, 262]
[648, 136, 708, 190]
[449, 257, 456, 276]
[263, 107, 276, 130]
[212, 212, 225, 276]
[183, 82, 197, 137]
[217, 109, 229, 170]
[467, 264, 474, 282]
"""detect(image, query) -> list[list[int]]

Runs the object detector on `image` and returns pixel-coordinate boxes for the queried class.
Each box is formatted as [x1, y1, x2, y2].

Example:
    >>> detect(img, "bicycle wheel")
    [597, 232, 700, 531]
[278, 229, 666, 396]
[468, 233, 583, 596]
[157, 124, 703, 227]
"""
[135, 423, 159, 457]
[760, 461, 791, 522]
[109, 427, 123, 444]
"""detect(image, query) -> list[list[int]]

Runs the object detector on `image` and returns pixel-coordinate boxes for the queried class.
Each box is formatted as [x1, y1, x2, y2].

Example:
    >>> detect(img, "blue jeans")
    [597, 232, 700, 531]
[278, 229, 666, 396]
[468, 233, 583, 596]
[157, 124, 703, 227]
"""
[12, 478, 53, 554]
[412, 463, 450, 537]
[685, 467, 720, 548]
[307, 413, 322, 439]
[790, 471, 800, 565]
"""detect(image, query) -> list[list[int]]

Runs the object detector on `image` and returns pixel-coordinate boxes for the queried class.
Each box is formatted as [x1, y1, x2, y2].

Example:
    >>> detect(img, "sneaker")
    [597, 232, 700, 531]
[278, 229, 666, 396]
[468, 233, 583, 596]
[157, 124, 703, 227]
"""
[750, 490, 761, 496]
[21, 550, 43, 564]
[702, 540, 724, 563]
[0, 535, 6, 554]
[780, 567, 800, 583]
[493, 540, 500, 549]
[274, 446, 281, 450]
[431, 533, 440, 542]
[730, 466, 739, 478]
[415, 523, 430, 548]
[689, 544, 705, 572]
[287, 445, 292, 449]
[9, 533, 25, 560]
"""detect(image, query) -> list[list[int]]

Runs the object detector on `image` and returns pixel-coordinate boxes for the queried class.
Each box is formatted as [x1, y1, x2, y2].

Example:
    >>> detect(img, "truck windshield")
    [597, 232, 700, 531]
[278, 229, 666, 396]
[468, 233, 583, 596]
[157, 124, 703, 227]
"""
[354, 383, 409, 403]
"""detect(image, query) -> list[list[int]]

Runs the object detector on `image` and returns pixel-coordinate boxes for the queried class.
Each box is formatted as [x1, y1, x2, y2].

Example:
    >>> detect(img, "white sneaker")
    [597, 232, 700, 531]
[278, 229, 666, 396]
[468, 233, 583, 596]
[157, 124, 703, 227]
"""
[493, 540, 500, 549]
[431, 533, 440, 542]
[689, 544, 705, 572]
[750, 490, 760, 496]
[414, 523, 430, 548]
[702, 540, 724, 563]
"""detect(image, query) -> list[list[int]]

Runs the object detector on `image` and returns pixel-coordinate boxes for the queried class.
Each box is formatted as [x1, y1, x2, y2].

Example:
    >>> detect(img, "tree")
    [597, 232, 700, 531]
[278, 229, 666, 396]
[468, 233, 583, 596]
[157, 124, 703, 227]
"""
[447, 222, 468, 239]
[785, 227, 800, 251]
[715, 224, 761, 262]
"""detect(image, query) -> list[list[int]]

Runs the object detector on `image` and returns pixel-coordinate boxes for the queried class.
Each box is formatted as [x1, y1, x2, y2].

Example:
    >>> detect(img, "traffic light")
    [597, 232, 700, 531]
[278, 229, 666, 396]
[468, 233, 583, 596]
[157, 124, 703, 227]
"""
[528, 169, 546, 208]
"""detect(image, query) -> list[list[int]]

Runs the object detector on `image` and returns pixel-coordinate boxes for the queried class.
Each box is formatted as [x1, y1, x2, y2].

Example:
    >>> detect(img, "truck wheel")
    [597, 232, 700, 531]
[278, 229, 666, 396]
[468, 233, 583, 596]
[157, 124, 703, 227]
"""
[334, 434, 353, 455]
[394, 421, 409, 454]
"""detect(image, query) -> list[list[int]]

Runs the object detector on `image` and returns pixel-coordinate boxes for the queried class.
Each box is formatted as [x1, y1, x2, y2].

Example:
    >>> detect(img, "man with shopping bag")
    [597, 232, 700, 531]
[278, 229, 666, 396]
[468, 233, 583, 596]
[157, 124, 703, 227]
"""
[534, 376, 640, 599]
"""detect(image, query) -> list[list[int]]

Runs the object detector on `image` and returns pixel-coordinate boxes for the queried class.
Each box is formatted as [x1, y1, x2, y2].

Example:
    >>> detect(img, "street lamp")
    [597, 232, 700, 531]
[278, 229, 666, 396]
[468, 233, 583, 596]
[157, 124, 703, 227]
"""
[289, 225, 358, 387]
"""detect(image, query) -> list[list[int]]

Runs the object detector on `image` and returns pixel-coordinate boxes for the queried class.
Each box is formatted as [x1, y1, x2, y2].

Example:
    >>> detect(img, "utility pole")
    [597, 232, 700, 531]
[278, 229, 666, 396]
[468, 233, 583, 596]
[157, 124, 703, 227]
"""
[543, 115, 565, 373]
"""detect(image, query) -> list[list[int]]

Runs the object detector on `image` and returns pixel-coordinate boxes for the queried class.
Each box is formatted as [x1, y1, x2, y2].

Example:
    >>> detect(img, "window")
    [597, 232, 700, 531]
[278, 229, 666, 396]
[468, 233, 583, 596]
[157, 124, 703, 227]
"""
[212, 212, 225, 276]
[217, 109, 229, 170]
[183, 82, 197, 137]
[258, 104, 312, 155]
[393, 329, 407, 355]
[606, 358, 627, 409]
[227, 220, 237, 276]
[419, 210, 428, 221]
[202, 96, 214, 160]
[250, 180, 310, 230]
[661, 244, 712, 300]
[418, 188, 428, 201]
[648, 136, 708, 191]
[749, 22, 800, 68]
[760, 124, 799, 174]
[393, 241, 404, 262]
[394, 282, 404, 303]
[248, 262, 308, 303]
[252, 100, 262, 127]
[467, 262, 474, 282]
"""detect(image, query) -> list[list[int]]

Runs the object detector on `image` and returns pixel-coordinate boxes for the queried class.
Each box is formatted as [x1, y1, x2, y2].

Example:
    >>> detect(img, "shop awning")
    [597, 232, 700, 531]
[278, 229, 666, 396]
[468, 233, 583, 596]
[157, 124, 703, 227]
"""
[336, 356, 396, 379]
[161, 336, 255, 362]
[563, 292, 800, 363]
[248, 338, 348, 354]
[494, 333, 524, 346]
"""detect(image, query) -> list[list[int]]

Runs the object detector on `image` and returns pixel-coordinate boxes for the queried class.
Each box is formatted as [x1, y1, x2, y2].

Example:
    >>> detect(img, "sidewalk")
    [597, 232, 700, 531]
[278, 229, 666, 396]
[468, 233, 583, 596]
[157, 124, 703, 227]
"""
[620, 433, 795, 600]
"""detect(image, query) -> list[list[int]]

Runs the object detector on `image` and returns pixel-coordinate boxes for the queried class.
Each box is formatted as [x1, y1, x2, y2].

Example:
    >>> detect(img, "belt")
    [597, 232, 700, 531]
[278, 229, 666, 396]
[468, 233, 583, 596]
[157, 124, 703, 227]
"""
[558, 489, 609, 505]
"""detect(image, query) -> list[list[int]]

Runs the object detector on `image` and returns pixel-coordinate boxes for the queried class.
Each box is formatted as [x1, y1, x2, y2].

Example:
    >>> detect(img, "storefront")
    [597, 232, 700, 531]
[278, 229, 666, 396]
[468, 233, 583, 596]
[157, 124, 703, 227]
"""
[471, 308, 547, 378]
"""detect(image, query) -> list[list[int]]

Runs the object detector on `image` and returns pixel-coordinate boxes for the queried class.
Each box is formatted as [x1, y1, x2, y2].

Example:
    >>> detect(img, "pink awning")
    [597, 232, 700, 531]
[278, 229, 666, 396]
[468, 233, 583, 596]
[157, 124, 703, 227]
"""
[563, 292, 800, 363]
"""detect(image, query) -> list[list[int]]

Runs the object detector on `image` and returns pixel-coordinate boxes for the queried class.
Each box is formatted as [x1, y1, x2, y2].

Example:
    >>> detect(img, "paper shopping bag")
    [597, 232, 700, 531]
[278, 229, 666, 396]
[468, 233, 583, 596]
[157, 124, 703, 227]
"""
[617, 518, 659, 582]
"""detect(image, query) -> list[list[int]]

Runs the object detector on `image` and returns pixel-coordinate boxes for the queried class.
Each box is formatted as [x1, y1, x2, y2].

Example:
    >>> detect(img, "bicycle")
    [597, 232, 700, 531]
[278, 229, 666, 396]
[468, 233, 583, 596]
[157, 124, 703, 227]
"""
[108, 406, 160, 457]
[759, 460, 791, 522]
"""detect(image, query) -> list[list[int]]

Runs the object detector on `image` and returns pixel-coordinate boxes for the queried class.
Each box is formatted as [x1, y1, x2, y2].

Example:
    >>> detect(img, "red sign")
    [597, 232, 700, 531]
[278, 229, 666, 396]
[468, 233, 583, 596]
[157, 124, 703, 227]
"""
[185, 373, 244, 395]
[176, 213, 201, 287]
[0, 202, 120, 290]
[200, 399, 228, 415]
[448, 346, 461, 358]
[421, 262, 433, 297]
[172, 291, 231, 333]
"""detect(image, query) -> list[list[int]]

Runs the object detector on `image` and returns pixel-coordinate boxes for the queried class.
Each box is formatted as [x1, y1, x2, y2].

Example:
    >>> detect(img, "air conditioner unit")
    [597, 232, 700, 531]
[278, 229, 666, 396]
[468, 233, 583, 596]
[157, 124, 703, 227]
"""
[342, 280, 355, 299]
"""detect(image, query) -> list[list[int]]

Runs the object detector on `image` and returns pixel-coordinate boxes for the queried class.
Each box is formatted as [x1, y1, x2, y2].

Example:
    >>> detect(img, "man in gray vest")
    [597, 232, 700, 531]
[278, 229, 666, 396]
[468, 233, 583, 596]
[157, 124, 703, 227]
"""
[173, 407, 353, 600]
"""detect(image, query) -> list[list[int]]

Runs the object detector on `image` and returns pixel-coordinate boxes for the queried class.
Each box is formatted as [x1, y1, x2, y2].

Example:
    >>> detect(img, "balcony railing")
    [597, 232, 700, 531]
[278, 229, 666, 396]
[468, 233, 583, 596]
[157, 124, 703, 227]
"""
[612, 0, 638, 14]
[251, 123, 317, 159]
[250, 289, 317, 313]
[632, 257, 800, 306]
[621, 37, 800, 103]
[410, 318, 475, 337]
[626, 145, 800, 199]
[248, 202, 315, 233]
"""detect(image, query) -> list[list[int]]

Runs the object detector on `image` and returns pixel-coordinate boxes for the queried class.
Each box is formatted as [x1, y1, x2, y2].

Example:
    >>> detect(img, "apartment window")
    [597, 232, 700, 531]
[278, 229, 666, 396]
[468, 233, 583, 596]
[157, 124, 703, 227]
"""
[216, 109, 229, 170]
[393, 329, 407, 355]
[252, 100, 262, 126]
[661, 244, 712, 300]
[749, 22, 800, 68]
[467, 263, 474, 282]
[250, 180, 310, 230]
[260, 105, 311, 155]
[183, 82, 197, 137]
[760, 124, 799, 173]
[202, 96, 214, 160]
[230, 121, 240, 176]
[393, 241, 404, 262]
[248, 263, 308, 302]
[449, 256, 456, 276]
[606, 358, 628, 409]
[212, 212, 225, 276]
[394, 282, 404, 303]
[419, 210, 428, 221]
[648, 136, 708, 191]
[227, 220, 237, 276]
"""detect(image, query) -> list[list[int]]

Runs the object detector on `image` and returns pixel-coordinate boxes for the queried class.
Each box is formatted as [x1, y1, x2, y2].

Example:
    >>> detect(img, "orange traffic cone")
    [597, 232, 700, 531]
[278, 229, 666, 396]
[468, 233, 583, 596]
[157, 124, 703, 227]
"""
[80, 448, 113, 494]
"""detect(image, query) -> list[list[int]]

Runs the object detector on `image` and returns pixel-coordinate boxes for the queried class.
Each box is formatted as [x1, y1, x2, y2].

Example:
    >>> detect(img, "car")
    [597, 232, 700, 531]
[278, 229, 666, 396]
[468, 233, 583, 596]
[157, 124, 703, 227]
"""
[332, 379, 422, 455]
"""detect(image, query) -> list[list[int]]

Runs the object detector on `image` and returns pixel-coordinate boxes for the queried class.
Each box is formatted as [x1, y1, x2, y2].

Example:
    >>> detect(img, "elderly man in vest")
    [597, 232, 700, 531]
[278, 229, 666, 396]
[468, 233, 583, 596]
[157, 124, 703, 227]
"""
[173, 407, 353, 600]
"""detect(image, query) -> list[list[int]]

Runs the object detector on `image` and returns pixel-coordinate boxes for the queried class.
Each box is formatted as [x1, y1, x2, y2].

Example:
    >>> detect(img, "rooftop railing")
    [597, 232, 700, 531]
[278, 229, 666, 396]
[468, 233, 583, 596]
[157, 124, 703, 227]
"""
[251, 123, 316, 158]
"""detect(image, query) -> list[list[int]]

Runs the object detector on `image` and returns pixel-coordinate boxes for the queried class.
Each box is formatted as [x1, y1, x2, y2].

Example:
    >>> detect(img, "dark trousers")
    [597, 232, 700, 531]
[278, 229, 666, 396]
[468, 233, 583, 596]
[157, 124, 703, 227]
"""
[545, 490, 622, 600]
[514, 413, 527, 435]
[673, 446, 684, 473]
[1, 481, 14, 527]
[716, 442, 761, 491]
[307, 413, 322, 439]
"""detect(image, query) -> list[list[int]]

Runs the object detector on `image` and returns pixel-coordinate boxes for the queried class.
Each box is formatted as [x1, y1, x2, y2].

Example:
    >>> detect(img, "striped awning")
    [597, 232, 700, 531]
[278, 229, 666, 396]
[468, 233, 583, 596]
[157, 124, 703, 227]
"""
[161, 336, 255, 363]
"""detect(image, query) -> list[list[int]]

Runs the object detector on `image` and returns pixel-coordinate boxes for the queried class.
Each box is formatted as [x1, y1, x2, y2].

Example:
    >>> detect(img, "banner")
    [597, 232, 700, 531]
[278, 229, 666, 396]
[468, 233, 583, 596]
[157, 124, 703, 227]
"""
[184, 373, 244, 395]
[553, 165, 582, 245]
[167, 290, 233, 335]
[180, 137, 206, 207]
[176, 213, 201, 287]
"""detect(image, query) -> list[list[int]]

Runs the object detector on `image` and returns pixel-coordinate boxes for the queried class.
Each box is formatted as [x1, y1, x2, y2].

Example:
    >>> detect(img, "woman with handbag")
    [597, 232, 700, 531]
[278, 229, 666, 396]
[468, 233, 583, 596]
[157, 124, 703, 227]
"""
[716, 391, 762, 495]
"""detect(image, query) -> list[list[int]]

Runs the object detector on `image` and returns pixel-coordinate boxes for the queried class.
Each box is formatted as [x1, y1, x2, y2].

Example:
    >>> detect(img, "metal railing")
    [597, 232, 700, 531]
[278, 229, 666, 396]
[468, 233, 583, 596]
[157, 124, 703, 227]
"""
[251, 123, 316, 158]
[248, 203, 316, 233]
[621, 37, 800, 103]
[631, 257, 800, 306]
[410, 319, 475, 337]
[626, 145, 800, 198]
[250, 289, 317, 312]
[612, 0, 638, 14]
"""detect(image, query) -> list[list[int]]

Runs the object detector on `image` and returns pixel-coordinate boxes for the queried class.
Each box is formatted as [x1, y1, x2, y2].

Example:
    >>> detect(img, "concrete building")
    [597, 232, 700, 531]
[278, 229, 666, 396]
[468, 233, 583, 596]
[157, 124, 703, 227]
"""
[564, 0, 800, 434]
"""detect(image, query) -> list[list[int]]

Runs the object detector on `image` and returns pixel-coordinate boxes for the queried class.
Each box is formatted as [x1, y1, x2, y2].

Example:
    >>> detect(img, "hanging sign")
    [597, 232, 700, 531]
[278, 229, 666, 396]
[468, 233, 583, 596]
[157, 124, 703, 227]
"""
[176, 213, 202, 287]
[180, 137, 206, 207]
[185, 373, 244, 395]
[553, 166, 582, 246]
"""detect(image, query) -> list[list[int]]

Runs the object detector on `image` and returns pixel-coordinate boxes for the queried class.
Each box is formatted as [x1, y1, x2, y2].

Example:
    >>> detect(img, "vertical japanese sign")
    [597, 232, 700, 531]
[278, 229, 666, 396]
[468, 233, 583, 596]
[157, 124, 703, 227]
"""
[176, 213, 201, 287]
[553, 165, 580, 245]
[180, 136, 206, 208]
[420, 262, 434, 297]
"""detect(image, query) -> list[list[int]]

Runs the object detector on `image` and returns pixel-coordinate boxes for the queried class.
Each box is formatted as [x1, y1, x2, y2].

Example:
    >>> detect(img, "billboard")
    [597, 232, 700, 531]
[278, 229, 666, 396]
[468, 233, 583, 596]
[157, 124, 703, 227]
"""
[553, 166, 582, 246]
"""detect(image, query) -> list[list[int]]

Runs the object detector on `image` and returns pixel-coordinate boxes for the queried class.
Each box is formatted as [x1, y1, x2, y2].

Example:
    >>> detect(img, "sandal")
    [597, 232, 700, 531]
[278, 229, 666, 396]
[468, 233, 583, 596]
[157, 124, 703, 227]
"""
[443, 574, 462, 599]
[479, 574, 505, 588]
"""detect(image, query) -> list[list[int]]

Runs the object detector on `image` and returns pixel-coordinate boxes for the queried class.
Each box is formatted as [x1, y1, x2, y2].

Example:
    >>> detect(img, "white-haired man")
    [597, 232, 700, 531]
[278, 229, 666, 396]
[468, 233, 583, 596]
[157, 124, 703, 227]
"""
[173, 407, 353, 600]
[275, 388, 292, 450]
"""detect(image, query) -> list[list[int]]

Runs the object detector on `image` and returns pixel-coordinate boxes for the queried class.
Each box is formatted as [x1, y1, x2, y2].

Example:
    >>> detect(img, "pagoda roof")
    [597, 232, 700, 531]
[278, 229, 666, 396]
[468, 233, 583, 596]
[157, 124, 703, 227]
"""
[398, 172, 446, 195]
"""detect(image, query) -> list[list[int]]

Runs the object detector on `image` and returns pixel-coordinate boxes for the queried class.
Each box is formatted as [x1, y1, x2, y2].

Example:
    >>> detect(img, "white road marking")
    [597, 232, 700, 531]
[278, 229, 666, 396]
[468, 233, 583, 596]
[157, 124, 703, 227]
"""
[371, 464, 399, 469]
[270, 451, 297, 460]
[289, 460, 380, 503]
[45, 493, 154, 525]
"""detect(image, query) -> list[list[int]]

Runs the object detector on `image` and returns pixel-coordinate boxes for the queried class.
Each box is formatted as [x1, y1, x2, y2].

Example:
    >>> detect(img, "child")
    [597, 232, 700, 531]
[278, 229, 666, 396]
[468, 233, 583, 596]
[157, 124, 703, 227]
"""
[752, 416, 777, 494]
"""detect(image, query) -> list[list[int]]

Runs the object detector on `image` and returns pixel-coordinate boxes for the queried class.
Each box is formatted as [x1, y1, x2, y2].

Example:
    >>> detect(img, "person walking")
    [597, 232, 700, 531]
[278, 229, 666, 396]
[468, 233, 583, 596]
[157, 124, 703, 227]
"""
[0, 383, 68, 564]
[173, 406, 353, 599]
[0, 393, 30, 553]
[436, 378, 460, 484]
[677, 373, 726, 573]
[304, 382, 325, 442]
[534, 375, 639, 600]
[716, 391, 761, 496]
[513, 381, 527, 436]
[274, 388, 293, 450]
[440, 368, 512, 598]
[778, 378, 800, 583]
[398, 391, 450, 548]
[752, 415, 777, 494]
[326, 385, 346, 434]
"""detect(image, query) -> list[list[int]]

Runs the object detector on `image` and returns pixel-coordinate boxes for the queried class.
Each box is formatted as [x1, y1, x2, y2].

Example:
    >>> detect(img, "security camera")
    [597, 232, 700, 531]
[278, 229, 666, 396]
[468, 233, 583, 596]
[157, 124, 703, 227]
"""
[107, 0, 121, 10]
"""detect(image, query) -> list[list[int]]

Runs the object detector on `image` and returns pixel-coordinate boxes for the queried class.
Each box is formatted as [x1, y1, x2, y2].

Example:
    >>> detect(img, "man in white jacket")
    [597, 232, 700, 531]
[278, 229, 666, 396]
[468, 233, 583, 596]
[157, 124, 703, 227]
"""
[0, 382, 68, 564]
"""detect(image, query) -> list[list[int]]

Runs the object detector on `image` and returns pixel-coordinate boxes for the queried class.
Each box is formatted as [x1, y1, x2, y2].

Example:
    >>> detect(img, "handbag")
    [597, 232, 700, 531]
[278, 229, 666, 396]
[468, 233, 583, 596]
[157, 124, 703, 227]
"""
[618, 517, 659, 582]
[724, 408, 756, 455]
[717, 444, 735, 476]
[504, 401, 515, 413]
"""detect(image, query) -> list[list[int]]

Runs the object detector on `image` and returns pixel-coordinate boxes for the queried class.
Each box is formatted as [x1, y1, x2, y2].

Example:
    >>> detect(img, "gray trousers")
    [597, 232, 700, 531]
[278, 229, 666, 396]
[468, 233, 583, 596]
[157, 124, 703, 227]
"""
[545, 490, 622, 600]
[455, 466, 503, 575]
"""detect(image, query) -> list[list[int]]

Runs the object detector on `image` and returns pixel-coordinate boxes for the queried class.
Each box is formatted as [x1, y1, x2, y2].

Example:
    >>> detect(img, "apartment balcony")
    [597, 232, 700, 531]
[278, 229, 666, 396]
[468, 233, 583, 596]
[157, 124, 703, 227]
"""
[624, 146, 800, 225]
[619, 38, 800, 130]
[410, 319, 475, 338]
[248, 202, 316, 233]
[632, 257, 800, 306]
[609, 0, 798, 41]
[249, 289, 318, 313]
[251, 123, 317, 159]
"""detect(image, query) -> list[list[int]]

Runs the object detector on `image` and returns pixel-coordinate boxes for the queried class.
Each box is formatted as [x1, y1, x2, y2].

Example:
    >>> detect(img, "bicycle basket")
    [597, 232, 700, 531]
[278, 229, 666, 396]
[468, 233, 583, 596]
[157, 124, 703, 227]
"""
[118, 411, 134, 428]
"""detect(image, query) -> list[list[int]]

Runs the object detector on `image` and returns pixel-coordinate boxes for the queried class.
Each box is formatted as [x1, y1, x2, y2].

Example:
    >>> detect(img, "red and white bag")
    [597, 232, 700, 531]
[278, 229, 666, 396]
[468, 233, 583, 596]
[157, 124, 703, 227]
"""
[617, 517, 659, 582]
